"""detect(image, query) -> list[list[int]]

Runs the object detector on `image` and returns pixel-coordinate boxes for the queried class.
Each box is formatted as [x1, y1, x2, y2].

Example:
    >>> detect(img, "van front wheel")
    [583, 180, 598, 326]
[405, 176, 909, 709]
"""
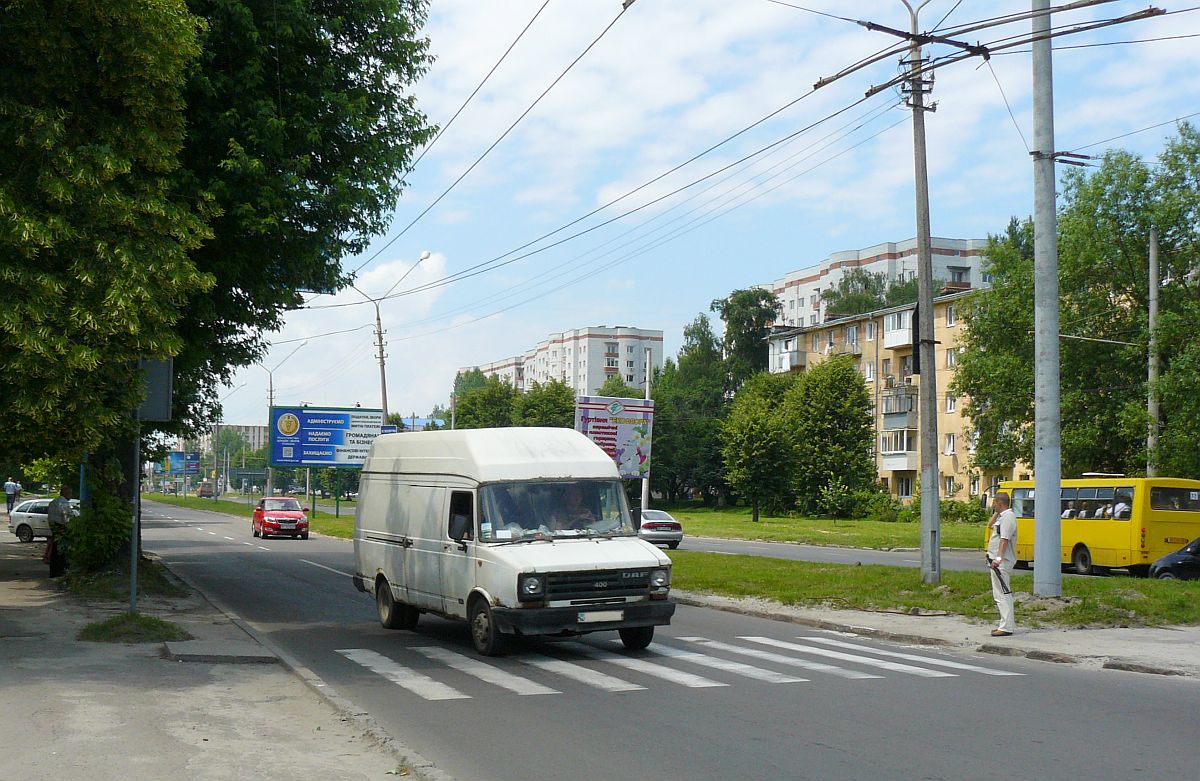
[469, 599, 508, 656]
[619, 626, 654, 650]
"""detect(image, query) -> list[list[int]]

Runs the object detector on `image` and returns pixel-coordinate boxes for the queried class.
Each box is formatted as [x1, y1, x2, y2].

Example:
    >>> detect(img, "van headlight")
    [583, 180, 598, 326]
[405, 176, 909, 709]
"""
[650, 567, 671, 594]
[517, 573, 546, 602]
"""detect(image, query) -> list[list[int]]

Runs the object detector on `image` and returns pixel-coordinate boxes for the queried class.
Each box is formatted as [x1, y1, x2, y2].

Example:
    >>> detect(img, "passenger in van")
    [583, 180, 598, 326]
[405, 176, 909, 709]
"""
[1061, 501, 1077, 519]
[1079, 501, 1096, 519]
[552, 484, 596, 531]
[1098, 502, 1113, 519]
[1112, 495, 1131, 518]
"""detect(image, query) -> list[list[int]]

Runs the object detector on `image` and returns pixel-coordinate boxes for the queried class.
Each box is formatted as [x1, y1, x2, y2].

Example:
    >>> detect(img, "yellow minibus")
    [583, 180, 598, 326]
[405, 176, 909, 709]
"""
[998, 477, 1200, 575]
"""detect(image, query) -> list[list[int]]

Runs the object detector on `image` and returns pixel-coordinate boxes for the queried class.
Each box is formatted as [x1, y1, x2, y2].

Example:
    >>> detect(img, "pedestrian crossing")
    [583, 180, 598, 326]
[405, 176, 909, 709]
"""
[335, 634, 1024, 702]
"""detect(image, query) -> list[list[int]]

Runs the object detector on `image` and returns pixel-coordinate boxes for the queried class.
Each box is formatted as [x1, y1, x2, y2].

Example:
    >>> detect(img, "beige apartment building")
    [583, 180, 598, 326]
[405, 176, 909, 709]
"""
[768, 289, 1028, 503]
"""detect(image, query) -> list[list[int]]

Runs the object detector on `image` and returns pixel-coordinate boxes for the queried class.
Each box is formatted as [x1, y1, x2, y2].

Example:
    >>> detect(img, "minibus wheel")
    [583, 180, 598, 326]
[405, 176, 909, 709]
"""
[1071, 545, 1094, 575]
[469, 597, 508, 656]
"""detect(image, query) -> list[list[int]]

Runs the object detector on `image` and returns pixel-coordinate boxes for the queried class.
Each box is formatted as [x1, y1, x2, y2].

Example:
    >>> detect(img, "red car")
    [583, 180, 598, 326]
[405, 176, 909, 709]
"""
[253, 497, 310, 540]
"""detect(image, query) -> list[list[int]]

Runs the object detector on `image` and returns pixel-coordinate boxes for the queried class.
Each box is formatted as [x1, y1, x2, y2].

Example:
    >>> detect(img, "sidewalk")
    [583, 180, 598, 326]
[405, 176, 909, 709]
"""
[0, 538, 417, 781]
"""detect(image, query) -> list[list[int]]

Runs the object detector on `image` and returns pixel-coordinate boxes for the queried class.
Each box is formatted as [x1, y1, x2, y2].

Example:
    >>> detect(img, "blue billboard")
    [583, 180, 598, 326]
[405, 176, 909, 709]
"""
[269, 406, 384, 468]
[166, 451, 200, 475]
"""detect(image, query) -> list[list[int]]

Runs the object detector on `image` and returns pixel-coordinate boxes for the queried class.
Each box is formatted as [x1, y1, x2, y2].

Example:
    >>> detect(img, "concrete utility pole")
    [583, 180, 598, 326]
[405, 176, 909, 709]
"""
[642, 347, 652, 514]
[900, 0, 941, 585]
[1147, 225, 1159, 476]
[1031, 0, 1062, 597]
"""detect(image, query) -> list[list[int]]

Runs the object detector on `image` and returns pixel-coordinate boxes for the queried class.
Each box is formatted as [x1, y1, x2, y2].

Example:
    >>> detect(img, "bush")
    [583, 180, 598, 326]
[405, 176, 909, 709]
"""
[816, 477, 858, 518]
[65, 491, 131, 573]
[902, 494, 989, 526]
[862, 491, 904, 523]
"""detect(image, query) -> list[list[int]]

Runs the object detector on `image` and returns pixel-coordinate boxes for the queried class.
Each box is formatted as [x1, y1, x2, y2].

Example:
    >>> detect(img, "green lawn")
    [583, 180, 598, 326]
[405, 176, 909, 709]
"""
[143, 493, 353, 538]
[669, 550, 1200, 628]
[665, 504, 986, 549]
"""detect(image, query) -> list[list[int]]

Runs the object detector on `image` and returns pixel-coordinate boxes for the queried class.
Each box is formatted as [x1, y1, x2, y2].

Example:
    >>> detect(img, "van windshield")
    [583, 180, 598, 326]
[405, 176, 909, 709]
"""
[478, 480, 636, 542]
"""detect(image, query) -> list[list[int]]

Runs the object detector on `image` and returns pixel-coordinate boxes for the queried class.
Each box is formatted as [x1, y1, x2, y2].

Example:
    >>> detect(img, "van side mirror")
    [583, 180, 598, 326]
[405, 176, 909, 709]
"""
[449, 513, 472, 543]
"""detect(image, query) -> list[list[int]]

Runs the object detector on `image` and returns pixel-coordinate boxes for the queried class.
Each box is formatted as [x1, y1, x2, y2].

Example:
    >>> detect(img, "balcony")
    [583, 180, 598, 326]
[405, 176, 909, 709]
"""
[835, 340, 862, 356]
[882, 410, 917, 430]
[775, 350, 805, 373]
[883, 328, 911, 350]
[881, 452, 918, 472]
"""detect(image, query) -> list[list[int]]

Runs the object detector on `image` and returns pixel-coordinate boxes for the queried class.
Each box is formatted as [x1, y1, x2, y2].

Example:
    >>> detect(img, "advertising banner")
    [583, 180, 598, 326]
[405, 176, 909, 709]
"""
[574, 396, 654, 479]
[269, 406, 383, 468]
[165, 451, 200, 475]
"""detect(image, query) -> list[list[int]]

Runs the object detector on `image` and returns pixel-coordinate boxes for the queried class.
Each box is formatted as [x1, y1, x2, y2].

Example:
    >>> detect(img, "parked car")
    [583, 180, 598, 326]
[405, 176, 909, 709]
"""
[637, 509, 684, 550]
[8, 498, 80, 543]
[1149, 538, 1200, 580]
[252, 497, 310, 540]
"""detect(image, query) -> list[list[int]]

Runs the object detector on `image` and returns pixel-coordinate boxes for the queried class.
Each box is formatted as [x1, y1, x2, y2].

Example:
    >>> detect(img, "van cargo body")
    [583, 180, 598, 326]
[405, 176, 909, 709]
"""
[353, 427, 675, 655]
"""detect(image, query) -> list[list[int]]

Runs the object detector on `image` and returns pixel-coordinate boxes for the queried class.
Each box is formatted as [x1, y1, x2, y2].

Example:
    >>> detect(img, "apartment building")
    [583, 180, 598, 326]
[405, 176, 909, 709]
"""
[768, 290, 1027, 503]
[191, 424, 268, 456]
[764, 237, 990, 328]
[463, 326, 664, 397]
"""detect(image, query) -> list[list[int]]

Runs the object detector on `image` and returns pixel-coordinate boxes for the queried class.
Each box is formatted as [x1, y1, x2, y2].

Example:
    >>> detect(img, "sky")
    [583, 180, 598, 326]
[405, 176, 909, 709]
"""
[218, 0, 1200, 426]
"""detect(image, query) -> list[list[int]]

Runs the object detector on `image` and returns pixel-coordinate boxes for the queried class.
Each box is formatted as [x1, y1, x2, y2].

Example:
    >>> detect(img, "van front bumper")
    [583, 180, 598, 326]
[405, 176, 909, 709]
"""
[491, 600, 676, 636]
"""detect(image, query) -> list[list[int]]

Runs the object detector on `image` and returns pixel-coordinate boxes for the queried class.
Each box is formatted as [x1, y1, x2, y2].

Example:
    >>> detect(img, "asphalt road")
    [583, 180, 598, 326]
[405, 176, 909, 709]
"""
[141, 501, 1197, 781]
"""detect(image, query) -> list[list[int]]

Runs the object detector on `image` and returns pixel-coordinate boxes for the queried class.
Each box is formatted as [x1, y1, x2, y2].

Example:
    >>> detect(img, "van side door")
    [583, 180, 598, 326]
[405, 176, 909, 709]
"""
[439, 490, 476, 619]
[403, 486, 447, 611]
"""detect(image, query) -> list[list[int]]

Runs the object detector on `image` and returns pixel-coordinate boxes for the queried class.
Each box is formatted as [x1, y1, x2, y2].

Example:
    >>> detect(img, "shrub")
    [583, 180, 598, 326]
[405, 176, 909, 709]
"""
[66, 490, 131, 573]
[862, 491, 904, 523]
[940, 498, 990, 525]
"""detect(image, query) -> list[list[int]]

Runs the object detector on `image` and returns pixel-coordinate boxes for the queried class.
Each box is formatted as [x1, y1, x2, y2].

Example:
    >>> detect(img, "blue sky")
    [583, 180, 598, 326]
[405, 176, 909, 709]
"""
[219, 0, 1200, 426]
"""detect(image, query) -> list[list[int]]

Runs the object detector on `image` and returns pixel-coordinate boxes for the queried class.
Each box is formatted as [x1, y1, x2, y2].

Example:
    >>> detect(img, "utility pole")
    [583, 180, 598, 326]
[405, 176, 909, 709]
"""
[899, 0, 941, 585]
[642, 347, 652, 514]
[1147, 225, 1159, 476]
[1031, 0, 1062, 598]
[372, 299, 389, 421]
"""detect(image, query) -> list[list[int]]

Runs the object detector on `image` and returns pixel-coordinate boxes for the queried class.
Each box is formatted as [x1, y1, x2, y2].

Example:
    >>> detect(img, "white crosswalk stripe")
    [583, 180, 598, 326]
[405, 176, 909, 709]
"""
[803, 637, 1025, 676]
[566, 643, 727, 688]
[411, 646, 561, 695]
[598, 641, 808, 684]
[741, 637, 956, 678]
[515, 655, 646, 693]
[677, 637, 882, 679]
[336, 648, 470, 701]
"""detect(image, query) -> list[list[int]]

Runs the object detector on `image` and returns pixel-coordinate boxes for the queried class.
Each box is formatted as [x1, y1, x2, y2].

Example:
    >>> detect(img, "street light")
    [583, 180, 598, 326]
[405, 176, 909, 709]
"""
[262, 340, 309, 495]
[213, 382, 246, 500]
[350, 250, 431, 420]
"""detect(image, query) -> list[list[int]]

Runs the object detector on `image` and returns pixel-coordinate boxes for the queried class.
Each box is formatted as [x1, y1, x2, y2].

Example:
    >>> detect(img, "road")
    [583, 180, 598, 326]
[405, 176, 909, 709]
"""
[141, 500, 1196, 781]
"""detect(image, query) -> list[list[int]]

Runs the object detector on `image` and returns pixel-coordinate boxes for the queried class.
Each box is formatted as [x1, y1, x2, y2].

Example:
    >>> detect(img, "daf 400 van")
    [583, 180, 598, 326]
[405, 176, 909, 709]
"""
[352, 427, 676, 655]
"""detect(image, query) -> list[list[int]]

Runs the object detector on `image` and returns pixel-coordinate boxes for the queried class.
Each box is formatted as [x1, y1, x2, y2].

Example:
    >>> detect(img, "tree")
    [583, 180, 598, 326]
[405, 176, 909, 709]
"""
[711, 288, 780, 390]
[454, 368, 488, 399]
[783, 356, 875, 515]
[385, 412, 409, 431]
[455, 377, 519, 429]
[0, 0, 211, 467]
[597, 375, 641, 398]
[512, 380, 575, 428]
[952, 125, 1200, 478]
[163, 0, 437, 438]
[820, 269, 888, 316]
[721, 373, 797, 521]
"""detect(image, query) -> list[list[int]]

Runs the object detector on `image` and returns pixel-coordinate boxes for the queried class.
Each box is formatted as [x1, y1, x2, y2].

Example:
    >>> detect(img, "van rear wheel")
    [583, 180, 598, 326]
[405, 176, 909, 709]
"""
[619, 626, 654, 650]
[377, 579, 418, 630]
[469, 599, 507, 656]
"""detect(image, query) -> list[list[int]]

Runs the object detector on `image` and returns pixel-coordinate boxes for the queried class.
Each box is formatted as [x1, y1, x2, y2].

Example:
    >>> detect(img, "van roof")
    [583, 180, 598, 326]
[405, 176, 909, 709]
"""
[361, 427, 620, 483]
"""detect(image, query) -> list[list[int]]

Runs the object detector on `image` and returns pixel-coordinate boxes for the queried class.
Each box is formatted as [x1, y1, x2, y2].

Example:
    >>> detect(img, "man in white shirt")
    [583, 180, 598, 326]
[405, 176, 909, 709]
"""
[987, 492, 1018, 637]
[4, 477, 18, 514]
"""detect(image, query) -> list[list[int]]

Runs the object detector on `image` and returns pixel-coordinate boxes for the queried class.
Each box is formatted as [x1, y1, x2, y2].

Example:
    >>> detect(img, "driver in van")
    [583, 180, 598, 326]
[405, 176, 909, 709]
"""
[552, 484, 596, 531]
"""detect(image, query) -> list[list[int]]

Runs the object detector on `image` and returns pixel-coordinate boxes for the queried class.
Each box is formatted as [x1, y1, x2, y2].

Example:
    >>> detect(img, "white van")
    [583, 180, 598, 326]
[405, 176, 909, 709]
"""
[352, 428, 676, 655]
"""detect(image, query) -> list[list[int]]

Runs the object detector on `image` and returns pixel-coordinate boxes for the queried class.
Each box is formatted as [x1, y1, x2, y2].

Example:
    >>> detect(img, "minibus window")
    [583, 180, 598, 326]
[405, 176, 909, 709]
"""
[1151, 488, 1200, 512]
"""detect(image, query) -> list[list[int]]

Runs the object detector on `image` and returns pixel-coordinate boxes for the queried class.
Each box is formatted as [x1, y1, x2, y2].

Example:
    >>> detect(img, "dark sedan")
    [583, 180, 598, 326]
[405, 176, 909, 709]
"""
[1149, 538, 1200, 580]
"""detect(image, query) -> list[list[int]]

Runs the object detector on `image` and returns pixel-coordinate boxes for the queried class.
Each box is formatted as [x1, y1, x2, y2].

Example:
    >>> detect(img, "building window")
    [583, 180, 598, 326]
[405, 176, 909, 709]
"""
[812, 334, 820, 352]
[943, 433, 956, 455]
[948, 266, 968, 283]
[789, 300, 795, 309]
[810, 314, 818, 325]
[626, 360, 634, 368]
[845, 324, 858, 344]
[881, 357, 892, 377]
[865, 322, 876, 341]
[826, 330, 834, 347]
[900, 355, 913, 377]
[863, 362, 875, 381]
[884, 311, 910, 332]
[881, 394, 915, 414]
[626, 374, 633, 382]
[897, 476, 914, 498]
[982, 270, 995, 284]
[881, 429, 917, 453]
[946, 395, 957, 413]
[946, 349, 958, 368]
[944, 476, 957, 497]
[946, 304, 957, 326]
[809, 294, 818, 307]
[606, 358, 619, 368]
[627, 345, 634, 354]
[970, 475, 980, 495]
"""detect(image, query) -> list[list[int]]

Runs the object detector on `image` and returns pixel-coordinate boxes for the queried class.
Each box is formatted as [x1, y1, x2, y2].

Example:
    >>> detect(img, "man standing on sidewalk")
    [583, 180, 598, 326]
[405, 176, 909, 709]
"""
[4, 477, 18, 514]
[45, 485, 73, 577]
[987, 491, 1018, 637]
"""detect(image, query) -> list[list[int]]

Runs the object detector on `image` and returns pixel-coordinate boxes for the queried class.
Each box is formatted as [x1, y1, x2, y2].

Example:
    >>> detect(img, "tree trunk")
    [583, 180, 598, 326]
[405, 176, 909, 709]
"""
[752, 499, 760, 523]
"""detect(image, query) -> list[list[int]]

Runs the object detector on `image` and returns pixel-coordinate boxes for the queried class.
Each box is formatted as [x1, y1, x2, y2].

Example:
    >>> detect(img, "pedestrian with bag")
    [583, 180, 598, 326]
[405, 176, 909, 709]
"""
[44, 485, 73, 577]
[986, 491, 1018, 637]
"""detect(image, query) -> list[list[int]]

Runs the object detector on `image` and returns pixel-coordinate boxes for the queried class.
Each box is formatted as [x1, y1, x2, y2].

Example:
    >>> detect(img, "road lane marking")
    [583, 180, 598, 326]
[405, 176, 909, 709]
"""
[257, 546, 269, 551]
[223, 536, 235, 541]
[195, 527, 204, 531]
[617, 641, 808, 684]
[411, 647, 560, 696]
[566, 644, 726, 688]
[243, 542, 254, 547]
[336, 649, 469, 701]
[515, 656, 646, 692]
[740, 637, 955, 678]
[676, 637, 881, 679]
[801, 637, 1025, 676]
[301, 559, 353, 578]
[208, 531, 217, 535]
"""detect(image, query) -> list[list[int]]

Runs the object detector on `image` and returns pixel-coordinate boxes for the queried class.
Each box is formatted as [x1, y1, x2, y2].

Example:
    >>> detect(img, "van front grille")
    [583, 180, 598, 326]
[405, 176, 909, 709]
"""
[546, 568, 650, 601]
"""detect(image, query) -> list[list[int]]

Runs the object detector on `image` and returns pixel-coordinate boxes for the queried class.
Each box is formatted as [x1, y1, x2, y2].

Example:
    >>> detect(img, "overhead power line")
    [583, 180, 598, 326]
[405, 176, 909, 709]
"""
[761, 0, 860, 24]
[349, 1, 633, 277]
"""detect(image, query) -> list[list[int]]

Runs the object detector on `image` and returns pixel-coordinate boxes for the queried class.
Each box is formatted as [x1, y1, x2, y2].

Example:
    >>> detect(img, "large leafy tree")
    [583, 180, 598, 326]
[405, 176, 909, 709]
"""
[167, 0, 436, 435]
[721, 372, 797, 521]
[783, 355, 875, 514]
[820, 268, 888, 317]
[0, 0, 211, 467]
[455, 377, 519, 430]
[711, 287, 780, 390]
[597, 375, 641, 398]
[512, 380, 575, 428]
[953, 125, 1200, 478]
[454, 368, 489, 399]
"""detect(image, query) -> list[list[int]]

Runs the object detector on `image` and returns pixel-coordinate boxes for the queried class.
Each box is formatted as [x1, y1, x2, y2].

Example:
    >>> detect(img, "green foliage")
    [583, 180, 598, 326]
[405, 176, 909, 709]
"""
[861, 491, 905, 523]
[597, 375, 641, 399]
[79, 613, 192, 643]
[939, 498, 990, 525]
[953, 125, 1200, 478]
[512, 380, 576, 427]
[453, 368, 488, 400]
[68, 490, 132, 574]
[455, 376, 519, 429]
[783, 356, 877, 514]
[721, 373, 796, 521]
[711, 288, 779, 390]
[820, 269, 888, 317]
[0, 0, 213, 466]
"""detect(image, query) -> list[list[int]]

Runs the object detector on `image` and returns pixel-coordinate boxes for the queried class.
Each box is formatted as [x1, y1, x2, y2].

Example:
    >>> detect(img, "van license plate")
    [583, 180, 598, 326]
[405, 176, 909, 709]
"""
[578, 610, 624, 623]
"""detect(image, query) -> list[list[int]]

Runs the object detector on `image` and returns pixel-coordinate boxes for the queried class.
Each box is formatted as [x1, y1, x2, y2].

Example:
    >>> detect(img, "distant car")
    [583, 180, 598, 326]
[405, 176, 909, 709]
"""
[252, 497, 310, 540]
[637, 509, 683, 550]
[1149, 538, 1200, 580]
[8, 498, 80, 543]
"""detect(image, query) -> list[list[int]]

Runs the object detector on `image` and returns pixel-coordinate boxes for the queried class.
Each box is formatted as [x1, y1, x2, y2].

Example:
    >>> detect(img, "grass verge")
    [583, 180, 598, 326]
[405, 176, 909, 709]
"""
[142, 493, 357, 538]
[669, 550, 1200, 628]
[665, 504, 985, 549]
[66, 556, 191, 601]
[78, 613, 192, 643]
[144, 493, 258, 517]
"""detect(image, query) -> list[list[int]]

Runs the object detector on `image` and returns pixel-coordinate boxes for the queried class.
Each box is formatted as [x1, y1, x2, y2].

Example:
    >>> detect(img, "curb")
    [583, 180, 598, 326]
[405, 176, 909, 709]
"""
[160, 560, 455, 781]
